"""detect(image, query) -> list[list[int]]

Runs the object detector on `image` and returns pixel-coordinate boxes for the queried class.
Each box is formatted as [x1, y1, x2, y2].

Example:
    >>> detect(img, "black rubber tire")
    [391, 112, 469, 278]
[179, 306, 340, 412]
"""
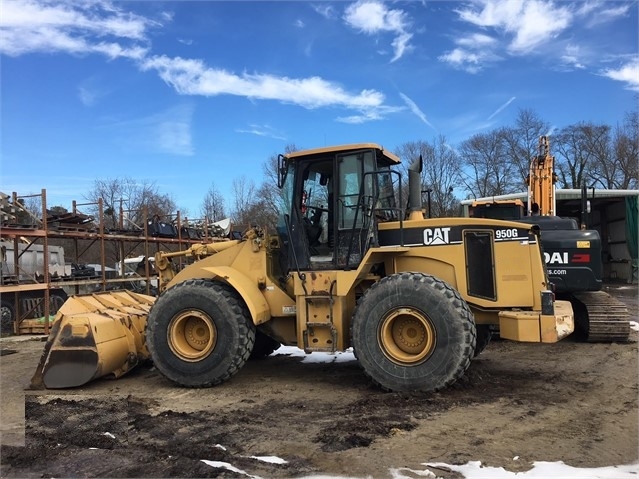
[351, 272, 476, 393]
[250, 329, 281, 359]
[473, 325, 492, 357]
[1, 300, 15, 335]
[146, 279, 255, 387]
[49, 291, 68, 315]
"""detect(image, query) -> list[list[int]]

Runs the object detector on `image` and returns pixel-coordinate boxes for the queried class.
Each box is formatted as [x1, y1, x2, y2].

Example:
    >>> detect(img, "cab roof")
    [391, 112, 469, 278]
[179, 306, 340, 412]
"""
[284, 143, 401, 165]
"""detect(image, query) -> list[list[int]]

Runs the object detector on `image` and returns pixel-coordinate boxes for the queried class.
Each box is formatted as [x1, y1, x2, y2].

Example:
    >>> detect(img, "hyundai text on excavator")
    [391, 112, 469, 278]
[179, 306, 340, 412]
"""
[32, 143, 574, 393]
[468, 136, 630, 342]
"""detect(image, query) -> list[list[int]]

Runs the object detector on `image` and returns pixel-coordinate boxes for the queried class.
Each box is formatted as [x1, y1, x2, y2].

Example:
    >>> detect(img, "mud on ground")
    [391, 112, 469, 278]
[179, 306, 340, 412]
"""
[1, 284, 637, 478]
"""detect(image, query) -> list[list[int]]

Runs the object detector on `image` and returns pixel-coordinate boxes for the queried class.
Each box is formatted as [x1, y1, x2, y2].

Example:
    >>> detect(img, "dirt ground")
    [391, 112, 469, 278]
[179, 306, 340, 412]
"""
[0, 284, 637, 478]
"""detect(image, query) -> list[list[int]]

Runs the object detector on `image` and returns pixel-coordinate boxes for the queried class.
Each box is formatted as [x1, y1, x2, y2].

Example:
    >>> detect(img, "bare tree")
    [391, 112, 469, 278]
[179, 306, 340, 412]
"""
[612, 111, 639, 189]
[457, 128, 517, 198]
[254, 144, 300, 232]
[84, 177, 175, 230]
[84, 177, 176, 263]
[200, 183, 226, 222]
[395, 137, 460, 217]
[20, 195, 44, 223]
[227, 144, 301, 233]
[584, 124, 617, 188]
[230, 176, 258, 231]
[6, 195, 44, 227]
[502, 108, 550, 186]
[554, 123, 611, 188]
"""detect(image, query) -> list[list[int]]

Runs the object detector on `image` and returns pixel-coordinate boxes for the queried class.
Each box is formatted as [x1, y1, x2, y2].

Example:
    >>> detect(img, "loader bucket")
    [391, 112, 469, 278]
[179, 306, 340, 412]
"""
[30, 290, 155, 389]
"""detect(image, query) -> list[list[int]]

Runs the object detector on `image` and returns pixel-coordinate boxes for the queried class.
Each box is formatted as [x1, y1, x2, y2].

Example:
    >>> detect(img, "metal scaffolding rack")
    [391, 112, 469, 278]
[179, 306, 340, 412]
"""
[1, 189, 220, 335]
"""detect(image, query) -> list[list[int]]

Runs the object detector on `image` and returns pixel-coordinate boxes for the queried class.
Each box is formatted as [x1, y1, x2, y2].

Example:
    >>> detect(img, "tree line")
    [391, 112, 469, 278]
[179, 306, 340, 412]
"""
[28, 107, 639, 232]
[227, 108, 638, 226]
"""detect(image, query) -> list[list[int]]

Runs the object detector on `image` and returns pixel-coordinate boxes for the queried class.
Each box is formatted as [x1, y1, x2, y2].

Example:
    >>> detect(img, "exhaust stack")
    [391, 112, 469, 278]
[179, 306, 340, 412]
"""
[407, 155, 424, 221]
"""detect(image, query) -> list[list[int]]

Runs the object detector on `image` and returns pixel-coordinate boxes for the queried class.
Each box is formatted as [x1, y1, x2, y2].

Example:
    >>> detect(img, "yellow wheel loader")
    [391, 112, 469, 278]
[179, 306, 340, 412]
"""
[32, 143, 574, 393]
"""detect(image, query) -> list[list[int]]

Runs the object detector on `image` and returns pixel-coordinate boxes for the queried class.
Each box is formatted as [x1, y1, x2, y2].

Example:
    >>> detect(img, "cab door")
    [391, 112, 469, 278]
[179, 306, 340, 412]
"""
[335, 150, 376, 269]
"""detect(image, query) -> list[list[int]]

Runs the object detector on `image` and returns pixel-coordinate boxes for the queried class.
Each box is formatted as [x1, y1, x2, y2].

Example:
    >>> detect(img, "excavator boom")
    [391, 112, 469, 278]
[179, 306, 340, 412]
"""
[527, 135, 557, 216]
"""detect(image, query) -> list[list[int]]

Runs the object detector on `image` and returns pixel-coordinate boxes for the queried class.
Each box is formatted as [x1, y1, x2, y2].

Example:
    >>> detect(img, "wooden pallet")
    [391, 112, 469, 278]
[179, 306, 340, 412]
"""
[18, 318, 54, 335]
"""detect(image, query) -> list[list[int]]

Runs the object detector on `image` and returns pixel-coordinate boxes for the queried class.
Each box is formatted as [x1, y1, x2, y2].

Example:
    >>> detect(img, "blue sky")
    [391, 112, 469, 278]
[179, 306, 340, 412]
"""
[1, 0, 638, 217]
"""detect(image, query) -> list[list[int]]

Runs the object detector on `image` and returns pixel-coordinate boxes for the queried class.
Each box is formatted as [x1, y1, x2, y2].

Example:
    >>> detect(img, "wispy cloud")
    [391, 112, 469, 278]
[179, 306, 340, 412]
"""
[438, 33, 501, 73]
[560, 44, 587, 70]
[399, 93, 435, 130]
[145, 104, 195, 156]
[456, 33, 498, 49]
[487, 96, 516, 120]
[103, 104, 195, 156]
[140, 55, 388, 114]
[77, 76, 110, 106]
[600, 59, 639, 92]
[343, 0, 413, 62]
[441, 0, 633, 77]
[336, 104, 403, 124]
[236, 124, 287, 141]
[455, 0, 572, 54]
[312, 3, 336, 20]
[578, 1, 632, 28]
[0, 0, 154, 59]
[0, 0, 400, 124]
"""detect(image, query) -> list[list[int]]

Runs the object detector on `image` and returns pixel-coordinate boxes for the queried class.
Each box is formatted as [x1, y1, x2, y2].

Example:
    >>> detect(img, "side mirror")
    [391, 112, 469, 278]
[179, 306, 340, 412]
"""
[277, 154, 288, 189]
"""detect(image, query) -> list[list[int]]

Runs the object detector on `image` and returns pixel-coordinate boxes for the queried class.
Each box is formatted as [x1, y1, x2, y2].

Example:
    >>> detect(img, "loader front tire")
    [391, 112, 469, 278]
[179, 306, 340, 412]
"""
[146, 279, 255, 387]
[351, 272, 476, 393]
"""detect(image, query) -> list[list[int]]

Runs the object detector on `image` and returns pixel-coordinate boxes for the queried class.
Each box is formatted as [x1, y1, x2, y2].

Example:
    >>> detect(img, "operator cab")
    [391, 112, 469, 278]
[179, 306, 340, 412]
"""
[277, 144, 400, 272]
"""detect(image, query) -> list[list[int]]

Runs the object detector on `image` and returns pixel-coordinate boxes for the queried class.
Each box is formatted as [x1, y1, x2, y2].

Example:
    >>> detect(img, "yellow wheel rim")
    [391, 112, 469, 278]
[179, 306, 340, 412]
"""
[379, 308, 436, 365]
[168, 310, 217, 361]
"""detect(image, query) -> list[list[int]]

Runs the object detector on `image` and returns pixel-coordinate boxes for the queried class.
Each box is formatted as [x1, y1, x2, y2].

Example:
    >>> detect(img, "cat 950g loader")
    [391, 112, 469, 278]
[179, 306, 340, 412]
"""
[32, 143, 574, 393]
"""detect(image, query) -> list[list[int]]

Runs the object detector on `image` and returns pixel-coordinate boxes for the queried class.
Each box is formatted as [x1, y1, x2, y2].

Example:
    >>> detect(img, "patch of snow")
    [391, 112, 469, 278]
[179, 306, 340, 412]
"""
[273, 346, 356, 363]
[103, 432, 115, 439]
[422, 460, 639, 478]
[214, 444, 227, 451]
[629, 321, 639, 332]
[390, 466, 437, 478]
[201, 459, 260, 478]
[250, 455, 288, 464]
[201, 457, 639, 479]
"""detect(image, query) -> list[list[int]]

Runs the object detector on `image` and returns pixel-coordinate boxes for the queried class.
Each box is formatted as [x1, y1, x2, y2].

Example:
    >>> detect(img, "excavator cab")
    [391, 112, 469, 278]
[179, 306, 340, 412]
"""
[276, 144, 399, 272]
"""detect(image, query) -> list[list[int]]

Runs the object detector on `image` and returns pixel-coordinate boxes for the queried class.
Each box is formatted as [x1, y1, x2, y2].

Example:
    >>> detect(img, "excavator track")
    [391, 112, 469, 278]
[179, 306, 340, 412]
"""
[571, 291, 631, 343]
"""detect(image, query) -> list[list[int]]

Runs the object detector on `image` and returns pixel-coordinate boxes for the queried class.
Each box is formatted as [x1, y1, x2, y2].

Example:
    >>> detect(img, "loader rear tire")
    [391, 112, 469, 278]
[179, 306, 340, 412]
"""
[351, 272, 476, 393]
[146, 279, 255, 387]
